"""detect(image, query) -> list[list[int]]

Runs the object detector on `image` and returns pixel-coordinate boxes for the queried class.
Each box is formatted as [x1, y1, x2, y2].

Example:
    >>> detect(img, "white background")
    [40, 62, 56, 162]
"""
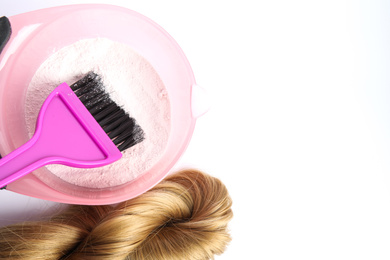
[1, 0, 390, 259]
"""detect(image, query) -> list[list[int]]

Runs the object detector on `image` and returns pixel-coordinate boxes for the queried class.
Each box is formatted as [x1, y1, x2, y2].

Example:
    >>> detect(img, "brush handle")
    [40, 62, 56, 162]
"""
[0, 135, 53, 188]
[0, 83, 122, 188]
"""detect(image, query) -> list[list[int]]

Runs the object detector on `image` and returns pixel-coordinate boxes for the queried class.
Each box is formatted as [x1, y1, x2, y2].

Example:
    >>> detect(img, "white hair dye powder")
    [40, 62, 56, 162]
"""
[25, 38, 171, 189]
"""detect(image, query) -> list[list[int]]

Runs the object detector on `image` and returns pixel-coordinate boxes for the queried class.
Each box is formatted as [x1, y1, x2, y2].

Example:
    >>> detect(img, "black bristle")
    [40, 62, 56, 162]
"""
[117, 124, 145, 151]
[108, 120, 134, 140]
[93, 103, 120, 123]
[70, 72, 145, 152]
[87, 95, 113, 113]
[70, 71, 97, 91]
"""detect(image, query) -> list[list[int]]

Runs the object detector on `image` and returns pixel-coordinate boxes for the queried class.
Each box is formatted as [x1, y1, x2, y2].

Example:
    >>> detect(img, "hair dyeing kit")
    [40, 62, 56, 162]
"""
[0, 4, 210, 205]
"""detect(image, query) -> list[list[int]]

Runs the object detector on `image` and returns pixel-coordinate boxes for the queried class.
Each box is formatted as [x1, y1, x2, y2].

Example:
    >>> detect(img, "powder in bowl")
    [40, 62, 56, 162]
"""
[25, 38, 171, 189]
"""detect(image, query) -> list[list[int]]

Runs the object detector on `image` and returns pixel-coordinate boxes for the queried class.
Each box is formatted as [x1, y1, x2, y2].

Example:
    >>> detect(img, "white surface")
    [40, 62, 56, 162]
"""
[1, 0, 390, 259]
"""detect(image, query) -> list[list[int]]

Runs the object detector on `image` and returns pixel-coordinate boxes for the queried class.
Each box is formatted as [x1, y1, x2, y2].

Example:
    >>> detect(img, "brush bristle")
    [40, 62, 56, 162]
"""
[70, 72, 145, 152]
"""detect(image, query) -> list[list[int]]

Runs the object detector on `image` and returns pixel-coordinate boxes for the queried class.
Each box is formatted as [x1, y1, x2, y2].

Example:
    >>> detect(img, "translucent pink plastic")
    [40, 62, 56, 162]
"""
[0, 4, 207, 205]
[0, 83, 122, 188]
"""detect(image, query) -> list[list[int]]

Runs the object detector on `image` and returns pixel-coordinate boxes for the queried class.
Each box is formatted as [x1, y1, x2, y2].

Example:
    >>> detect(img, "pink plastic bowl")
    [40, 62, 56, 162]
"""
[0, 4, 209, 205]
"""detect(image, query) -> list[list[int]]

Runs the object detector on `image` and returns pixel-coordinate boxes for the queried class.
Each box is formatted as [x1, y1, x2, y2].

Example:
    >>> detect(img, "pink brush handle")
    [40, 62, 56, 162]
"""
[0, 83, 122, 188]
[0, 133, 59, 187]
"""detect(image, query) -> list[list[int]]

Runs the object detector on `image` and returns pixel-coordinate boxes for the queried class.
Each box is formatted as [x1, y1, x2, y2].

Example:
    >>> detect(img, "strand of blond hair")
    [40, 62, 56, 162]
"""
[0, 169, 233, 260]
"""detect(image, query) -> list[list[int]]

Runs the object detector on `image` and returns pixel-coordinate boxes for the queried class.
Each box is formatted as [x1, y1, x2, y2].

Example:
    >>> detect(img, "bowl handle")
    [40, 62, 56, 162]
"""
[0, 16, 11, 55]
[191, 84, 212, 118]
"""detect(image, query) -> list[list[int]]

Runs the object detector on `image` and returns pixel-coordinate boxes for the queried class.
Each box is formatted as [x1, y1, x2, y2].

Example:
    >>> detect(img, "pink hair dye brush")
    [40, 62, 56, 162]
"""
[0, 72, 145, 188]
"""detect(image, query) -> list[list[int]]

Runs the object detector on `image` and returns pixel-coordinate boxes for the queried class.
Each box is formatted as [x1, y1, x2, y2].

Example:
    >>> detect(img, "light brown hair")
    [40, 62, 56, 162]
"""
[0, 169, 233, 259]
